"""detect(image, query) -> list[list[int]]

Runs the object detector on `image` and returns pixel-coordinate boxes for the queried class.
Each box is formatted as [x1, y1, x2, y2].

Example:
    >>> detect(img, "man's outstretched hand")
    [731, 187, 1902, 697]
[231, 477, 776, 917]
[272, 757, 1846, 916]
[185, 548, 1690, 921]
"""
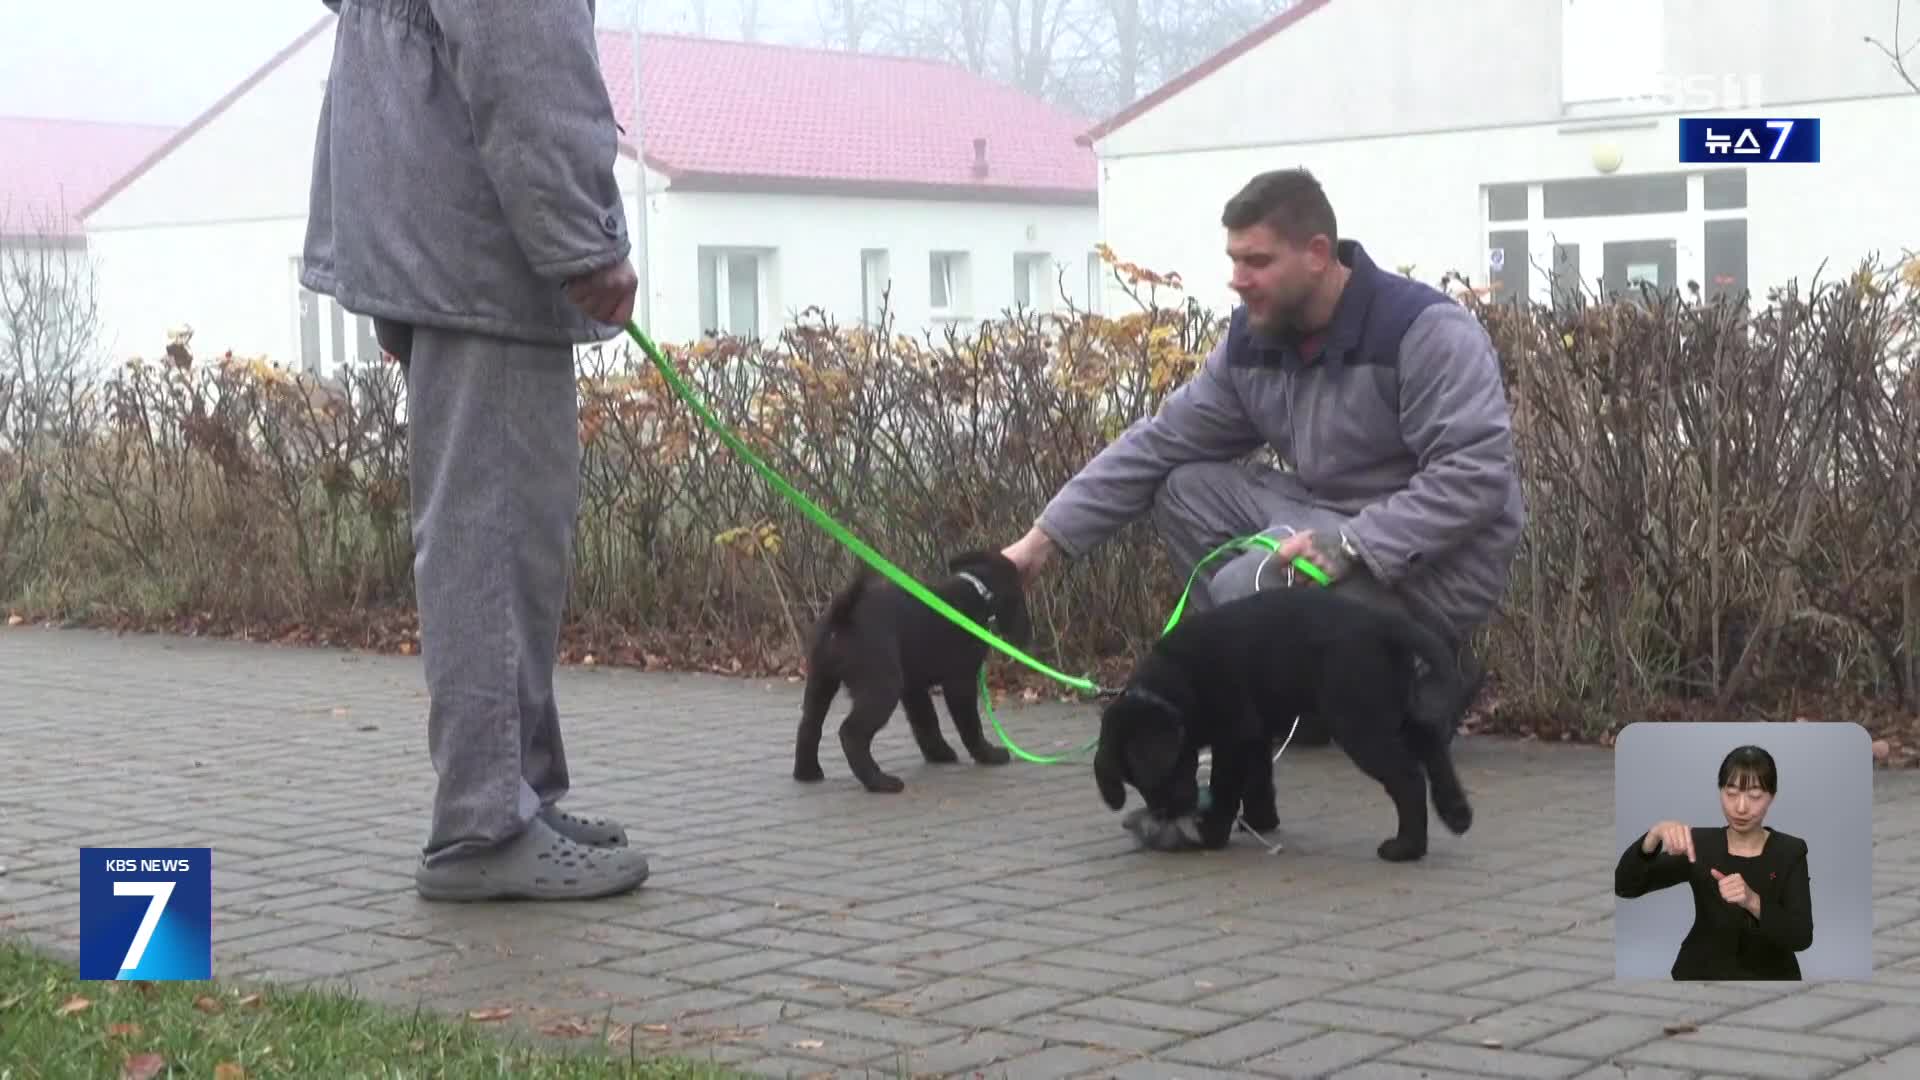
[565, 260, 639, 326]
[1002, 527, 1058, 586]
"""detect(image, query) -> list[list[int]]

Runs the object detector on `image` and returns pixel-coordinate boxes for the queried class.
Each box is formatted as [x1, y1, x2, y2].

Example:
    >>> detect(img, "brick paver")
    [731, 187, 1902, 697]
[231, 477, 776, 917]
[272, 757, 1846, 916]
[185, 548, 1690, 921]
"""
[4, 625, 1919, 1078]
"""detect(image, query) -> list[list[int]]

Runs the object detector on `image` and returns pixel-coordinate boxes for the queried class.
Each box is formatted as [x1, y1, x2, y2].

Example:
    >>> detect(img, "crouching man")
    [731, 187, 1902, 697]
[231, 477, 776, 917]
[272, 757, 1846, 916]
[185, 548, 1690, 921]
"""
[1002, 167, 1525, 743]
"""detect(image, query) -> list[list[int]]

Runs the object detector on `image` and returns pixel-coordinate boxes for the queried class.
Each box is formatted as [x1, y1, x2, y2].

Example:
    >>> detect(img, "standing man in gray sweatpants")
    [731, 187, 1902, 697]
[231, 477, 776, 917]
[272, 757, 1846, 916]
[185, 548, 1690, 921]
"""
[1004, 168, 1526, 745]
[301, 0, 652, 901]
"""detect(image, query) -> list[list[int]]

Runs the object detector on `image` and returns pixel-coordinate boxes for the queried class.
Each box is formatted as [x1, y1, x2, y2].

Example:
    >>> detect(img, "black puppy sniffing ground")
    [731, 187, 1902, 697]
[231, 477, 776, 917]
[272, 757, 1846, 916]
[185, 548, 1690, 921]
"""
[1094, 586, 1474, 862]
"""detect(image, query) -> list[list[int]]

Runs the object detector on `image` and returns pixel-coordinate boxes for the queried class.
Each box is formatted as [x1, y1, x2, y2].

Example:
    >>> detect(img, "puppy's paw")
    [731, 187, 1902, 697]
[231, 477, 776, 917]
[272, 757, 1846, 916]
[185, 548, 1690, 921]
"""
[1197, 817, 1235, 850]
[921, 743, 960, 764]
[1122, 810, 1202, 852]
[793, 761, 825, 783]
[1377, 836, 1428, 863]
[970, 744, 1012, 766]
[1436, 796, 1472, 836]
[860, 773, 906, 794]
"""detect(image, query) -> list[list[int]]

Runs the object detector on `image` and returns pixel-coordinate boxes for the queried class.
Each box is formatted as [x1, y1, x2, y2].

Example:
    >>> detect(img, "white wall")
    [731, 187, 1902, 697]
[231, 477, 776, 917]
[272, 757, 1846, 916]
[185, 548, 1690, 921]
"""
[83, 217, 322, 366]
[83, 21, 331, 368]
[637, 187, 1100, 348]
[1094, 93, 1920, 317]
[79, 20, 1100, 373]
[1097, 0, 1913, 159]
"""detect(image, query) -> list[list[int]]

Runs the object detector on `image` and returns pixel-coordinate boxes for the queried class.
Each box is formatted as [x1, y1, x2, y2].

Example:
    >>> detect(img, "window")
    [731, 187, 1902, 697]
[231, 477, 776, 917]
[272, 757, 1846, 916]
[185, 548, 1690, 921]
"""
[860, 249, 890, 326]
[1487, 229, 1530, 308]
[1542, 173, 1688, 218]
[697, 248, 765, 338]
[1703, 218, 1747, 303]
[1703, 169, 1747, 211]
[1560, 0, 1664, 108]
[1486, 184, 1528, 223]
[1551, 242, 1582, 313]
[1013, 252, 1052, 311]
[929, 251, 970, 316]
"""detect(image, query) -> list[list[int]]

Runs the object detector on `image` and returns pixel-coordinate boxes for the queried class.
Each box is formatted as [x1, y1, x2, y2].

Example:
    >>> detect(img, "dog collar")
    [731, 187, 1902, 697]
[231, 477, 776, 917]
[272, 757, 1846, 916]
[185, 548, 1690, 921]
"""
[956, 570, 998, 628]
[1123, 684, 1184, 715]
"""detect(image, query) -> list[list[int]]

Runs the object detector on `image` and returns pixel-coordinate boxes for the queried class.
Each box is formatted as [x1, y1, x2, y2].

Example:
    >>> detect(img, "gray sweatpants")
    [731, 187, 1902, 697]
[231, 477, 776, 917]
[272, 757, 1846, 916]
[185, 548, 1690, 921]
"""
[388, 321, 580, 865]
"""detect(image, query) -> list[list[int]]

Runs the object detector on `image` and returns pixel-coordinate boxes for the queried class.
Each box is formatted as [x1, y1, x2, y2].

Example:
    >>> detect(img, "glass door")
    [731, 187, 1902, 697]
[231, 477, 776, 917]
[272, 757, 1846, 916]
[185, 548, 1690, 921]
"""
[1528, 213, 1700, 308]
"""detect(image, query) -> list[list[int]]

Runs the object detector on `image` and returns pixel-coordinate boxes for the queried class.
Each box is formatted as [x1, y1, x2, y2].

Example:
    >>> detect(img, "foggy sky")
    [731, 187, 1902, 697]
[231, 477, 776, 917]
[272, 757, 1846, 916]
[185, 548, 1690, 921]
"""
[0, 0, 814, 127]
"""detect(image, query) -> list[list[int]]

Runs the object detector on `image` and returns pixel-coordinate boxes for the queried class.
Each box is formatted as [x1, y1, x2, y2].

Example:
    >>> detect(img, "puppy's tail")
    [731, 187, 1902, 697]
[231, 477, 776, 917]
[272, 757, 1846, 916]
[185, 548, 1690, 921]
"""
[1383, 610, 1468, 721]
[822, 566, 876, 630]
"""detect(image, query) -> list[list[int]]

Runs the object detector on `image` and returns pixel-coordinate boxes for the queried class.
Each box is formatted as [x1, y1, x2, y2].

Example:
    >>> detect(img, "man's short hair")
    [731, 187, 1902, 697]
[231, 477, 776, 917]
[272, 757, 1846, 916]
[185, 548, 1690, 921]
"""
[1220, 168, 1338, 249]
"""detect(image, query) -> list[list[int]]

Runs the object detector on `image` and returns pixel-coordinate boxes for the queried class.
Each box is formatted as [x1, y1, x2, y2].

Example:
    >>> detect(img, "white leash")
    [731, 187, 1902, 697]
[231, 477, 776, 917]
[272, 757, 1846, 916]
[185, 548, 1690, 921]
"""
[1214, 525, 1302, 854]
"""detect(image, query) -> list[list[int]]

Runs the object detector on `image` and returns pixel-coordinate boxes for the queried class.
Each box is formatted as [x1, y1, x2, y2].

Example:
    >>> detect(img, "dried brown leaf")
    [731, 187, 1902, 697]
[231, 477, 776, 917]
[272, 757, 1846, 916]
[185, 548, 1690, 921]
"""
[1663, 1022, 1698, 1035]
[194, 994, 224, 1013]
[214, 1064, 247, 1080]
[106, 1022, 143, 1037]
[120, 1053, 166, 1080]
[466, 1006, 513, 1022]
[539, 1018, 597, 1038]
[55, 995, 90, 1016]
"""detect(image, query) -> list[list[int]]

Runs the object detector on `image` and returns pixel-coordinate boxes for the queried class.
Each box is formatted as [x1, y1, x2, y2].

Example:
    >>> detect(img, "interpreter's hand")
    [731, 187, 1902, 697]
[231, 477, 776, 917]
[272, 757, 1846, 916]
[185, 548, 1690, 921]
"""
[1711, 868, 1761, 916]
[564, 260, 639, 326]
[1001, 527, 1057, 586]
[1641, 820, 1695, 861]
[1275, 528, 1356, 585]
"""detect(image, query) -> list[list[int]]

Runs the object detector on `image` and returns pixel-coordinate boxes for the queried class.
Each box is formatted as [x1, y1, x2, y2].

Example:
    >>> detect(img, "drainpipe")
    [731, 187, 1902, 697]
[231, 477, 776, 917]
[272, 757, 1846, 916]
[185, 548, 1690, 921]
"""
[629, 2, 652, 335]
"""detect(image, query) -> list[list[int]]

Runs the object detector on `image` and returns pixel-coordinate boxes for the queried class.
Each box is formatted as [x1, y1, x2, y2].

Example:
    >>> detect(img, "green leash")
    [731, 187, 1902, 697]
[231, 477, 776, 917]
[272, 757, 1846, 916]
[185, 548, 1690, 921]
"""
[975, 530, 1328, 763]
[620, 320, 1331, 764]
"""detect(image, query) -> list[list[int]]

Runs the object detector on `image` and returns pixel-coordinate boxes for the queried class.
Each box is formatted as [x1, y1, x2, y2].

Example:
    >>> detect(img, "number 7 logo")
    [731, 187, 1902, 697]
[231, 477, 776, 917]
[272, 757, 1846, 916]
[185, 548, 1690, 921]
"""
[114, 881, 175, 974]
[1765, 120, 1795, 161]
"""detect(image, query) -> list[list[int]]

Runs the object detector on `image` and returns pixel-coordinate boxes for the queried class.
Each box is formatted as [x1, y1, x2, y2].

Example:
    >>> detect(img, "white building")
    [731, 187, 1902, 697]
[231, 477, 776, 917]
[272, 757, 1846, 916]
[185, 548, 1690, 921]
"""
[0, 116, 177, 373]
[1082, 0, 1920, 314]
[79, 18, 1101, 373]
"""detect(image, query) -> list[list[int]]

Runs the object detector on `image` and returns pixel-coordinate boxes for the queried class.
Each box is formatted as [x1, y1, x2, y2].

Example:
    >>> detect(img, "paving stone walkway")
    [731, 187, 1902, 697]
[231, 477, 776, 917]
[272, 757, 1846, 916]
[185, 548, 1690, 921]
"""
[5, 625, 1920, 1079]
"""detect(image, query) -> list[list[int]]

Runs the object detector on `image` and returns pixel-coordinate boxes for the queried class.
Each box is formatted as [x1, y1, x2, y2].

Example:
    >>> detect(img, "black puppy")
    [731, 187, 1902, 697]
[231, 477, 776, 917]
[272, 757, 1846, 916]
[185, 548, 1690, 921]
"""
[795, 550, 1031, 793]
[1094, 585, 1474, 862]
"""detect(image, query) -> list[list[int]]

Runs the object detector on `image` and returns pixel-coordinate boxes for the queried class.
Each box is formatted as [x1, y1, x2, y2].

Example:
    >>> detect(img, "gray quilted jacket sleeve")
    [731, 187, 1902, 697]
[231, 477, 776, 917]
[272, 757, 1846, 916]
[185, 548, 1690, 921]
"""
[1036, 334, 1265, 558]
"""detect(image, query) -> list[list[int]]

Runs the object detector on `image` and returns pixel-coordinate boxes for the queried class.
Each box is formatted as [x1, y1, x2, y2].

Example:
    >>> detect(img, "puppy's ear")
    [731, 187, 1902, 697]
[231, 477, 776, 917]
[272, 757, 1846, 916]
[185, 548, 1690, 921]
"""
[1093, 708, 1129, 810]
[946, 550, 992, 574]
[1002, 594, 1033, 648]
[1125, 712, 1185, 796]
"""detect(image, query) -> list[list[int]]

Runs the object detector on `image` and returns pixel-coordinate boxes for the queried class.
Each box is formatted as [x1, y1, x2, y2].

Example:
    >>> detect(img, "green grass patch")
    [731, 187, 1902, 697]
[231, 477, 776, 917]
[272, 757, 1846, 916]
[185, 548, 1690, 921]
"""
[0, 939, 748, 1079]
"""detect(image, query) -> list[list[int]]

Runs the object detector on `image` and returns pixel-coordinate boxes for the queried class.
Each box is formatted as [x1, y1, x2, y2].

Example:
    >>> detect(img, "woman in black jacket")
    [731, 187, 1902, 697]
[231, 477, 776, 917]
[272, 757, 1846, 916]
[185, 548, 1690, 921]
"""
[1615, 745, 1814, 980]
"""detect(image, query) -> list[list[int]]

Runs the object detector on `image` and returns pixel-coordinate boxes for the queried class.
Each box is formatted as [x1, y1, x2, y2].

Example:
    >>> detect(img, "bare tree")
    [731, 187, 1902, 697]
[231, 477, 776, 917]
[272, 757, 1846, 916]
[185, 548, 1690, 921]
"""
[868, 0, 997, 75]
[1048, 0, 1292, 118]
[1000, 0, 1074, 96]
[0, 205, 100, 447]
[1865, 0, 1920, 92]
[814, 0, 881, 51]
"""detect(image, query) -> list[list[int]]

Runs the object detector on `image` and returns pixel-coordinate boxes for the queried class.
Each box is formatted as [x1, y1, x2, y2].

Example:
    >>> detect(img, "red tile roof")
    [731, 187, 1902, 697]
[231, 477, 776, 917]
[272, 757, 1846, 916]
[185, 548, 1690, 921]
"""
[1078, 0, 1333, 146]
[598, 32, 1096, 202]
[75, 17, 1097, 226]
[0, 116, 178, 239]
